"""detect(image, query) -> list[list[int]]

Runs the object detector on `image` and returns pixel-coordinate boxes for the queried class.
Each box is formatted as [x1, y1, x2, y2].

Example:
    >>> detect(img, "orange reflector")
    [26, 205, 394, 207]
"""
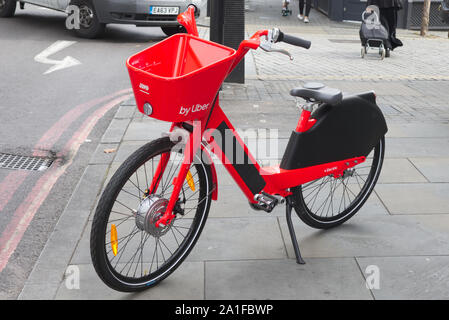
[111, 224, 118, 256]
[186, 170, 195, 191]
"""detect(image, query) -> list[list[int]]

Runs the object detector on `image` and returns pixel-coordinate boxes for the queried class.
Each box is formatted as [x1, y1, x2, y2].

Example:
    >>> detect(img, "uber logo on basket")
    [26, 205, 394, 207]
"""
[179, 103, 210, 117]
[139, 83, 150, 94]
[365, 265, 380, 290]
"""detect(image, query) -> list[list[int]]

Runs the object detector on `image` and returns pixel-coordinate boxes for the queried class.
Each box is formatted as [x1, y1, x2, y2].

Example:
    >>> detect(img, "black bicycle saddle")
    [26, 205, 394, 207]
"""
[290, 82, 343, 105]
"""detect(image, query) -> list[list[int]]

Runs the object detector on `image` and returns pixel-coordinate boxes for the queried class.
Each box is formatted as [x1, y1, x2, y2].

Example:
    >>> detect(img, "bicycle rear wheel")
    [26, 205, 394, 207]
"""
[292, 137, 385, 229]
[90, 137, 212, 292]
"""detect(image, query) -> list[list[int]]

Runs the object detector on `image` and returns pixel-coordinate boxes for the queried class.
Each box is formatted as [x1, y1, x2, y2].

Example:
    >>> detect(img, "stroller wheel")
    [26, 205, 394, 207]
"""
[385, 48, 391, 58]
[380, 48, 386, 60]
[361, 47, 366, 58]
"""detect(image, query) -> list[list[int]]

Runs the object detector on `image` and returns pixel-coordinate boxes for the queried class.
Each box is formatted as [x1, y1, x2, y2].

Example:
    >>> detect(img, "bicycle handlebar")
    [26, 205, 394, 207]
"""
[276, 30, 311, 49]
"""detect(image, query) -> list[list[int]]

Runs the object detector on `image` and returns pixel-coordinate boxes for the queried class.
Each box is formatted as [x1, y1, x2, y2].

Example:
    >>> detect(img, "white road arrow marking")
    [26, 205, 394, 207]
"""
[34, 41, 81, 75]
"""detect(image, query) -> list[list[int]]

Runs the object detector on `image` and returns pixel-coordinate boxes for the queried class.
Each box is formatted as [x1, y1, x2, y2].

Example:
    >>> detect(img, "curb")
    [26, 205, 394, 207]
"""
[18, 101, 135, 300]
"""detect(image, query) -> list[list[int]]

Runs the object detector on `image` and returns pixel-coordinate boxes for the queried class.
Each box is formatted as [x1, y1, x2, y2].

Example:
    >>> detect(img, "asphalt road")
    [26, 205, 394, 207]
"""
[0, 4, 168, 299]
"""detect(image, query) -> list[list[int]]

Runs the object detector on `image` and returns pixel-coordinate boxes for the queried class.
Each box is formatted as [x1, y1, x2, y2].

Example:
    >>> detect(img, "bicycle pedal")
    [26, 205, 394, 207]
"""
[252, 192, 285, 213]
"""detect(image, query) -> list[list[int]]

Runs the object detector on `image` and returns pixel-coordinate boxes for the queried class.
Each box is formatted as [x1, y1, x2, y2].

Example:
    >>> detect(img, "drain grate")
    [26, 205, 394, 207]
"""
[0, 153, 53, 171]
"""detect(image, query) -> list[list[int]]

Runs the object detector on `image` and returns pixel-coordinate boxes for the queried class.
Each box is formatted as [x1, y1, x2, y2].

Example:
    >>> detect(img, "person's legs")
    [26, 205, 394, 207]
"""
[380, 7, 402, 50]
[299, 0, 305, 15]
[304, 0, 312, 17]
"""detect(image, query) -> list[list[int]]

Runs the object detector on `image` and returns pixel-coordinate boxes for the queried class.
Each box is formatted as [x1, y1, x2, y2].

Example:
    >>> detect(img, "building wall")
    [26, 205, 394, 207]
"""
[313, 0, 448, 29]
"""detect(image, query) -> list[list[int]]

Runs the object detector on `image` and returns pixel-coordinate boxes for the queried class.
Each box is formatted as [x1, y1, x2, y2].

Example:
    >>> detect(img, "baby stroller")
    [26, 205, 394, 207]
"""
[282, 0, 292, 16]
[359, 5, 391, 60]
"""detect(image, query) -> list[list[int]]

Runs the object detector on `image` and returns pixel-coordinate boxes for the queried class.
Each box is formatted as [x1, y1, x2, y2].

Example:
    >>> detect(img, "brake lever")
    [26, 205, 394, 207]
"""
[259, 28, 294, 60]
[260, 44, 294, 60]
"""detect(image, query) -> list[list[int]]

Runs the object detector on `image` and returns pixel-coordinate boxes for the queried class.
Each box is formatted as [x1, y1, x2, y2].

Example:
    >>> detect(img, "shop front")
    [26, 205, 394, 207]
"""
[314, 0, 448, 29]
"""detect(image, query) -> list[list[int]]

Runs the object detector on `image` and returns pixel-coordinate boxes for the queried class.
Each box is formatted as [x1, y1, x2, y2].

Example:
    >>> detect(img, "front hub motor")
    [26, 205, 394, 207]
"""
[135, 195, 172, 237]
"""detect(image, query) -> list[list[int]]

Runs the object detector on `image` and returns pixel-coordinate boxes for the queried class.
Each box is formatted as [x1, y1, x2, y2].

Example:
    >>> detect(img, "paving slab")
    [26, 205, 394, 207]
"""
[100, 118, 131, 144]
[212, 185, 388, 218]
[409, 158, 449, 183]
[205, 258, 372, 300]
[357, 256, 449, 300]
[111, 141, 148, 164]
[18, 210, 90, 299]
[89, 143, 119, 165]
[122, 120, 170, 141]
[278, 214, 449, 259]
[55, 262, 204, 300]
[187, 217, 286, 261]
[114, 104, 136, 119]
[64, 164, 109, 212]
[73, 215, 286, 265]
[386, 123, 449, 138]
[375, 183, 449, 215]
[385, 138, 449, 158]
[377, 158, 428, 184]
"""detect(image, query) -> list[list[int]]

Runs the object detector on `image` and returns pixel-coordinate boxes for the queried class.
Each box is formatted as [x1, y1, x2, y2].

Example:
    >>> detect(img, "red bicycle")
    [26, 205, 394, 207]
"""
[90, 7, 387, 292]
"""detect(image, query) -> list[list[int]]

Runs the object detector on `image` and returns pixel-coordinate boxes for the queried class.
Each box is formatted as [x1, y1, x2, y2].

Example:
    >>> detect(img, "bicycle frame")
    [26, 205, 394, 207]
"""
[152, 7, 366, 227]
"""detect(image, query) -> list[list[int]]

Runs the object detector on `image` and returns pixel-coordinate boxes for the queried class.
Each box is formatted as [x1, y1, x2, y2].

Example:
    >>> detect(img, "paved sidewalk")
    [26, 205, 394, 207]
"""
[19, 3, 449, 300]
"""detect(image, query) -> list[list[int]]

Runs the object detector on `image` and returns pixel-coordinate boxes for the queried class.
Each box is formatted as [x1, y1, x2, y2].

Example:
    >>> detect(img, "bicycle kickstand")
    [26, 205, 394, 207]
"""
[286, 197, 306, 264]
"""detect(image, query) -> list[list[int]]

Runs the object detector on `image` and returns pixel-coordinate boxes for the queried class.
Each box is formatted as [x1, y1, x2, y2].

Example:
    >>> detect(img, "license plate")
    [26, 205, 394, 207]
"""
[149, 6, 179, 15]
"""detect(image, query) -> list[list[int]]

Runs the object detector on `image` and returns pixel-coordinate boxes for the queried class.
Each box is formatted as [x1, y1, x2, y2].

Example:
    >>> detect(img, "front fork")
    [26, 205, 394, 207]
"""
[154, 123, 202, 228]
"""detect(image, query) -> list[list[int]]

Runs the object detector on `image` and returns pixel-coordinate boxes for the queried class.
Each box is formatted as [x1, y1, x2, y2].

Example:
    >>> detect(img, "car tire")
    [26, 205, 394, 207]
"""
[161, 25, 186, 37]
[0, 0, 17, 18]
[70, 0, 105, 39]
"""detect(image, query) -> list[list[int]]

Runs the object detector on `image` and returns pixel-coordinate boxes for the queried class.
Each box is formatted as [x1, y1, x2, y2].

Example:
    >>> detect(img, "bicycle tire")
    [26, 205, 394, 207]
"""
[292, 137, 385, 229]
[90, 137, 212, 292]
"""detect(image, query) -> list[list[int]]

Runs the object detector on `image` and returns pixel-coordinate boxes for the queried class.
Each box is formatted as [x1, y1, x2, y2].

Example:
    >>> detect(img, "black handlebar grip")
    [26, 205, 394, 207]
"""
[278, 31, 311, 49]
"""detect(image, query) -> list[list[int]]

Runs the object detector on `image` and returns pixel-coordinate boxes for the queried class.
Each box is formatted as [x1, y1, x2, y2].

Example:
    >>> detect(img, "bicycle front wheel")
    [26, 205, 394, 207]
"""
[90, 137, 212, 292]
[292, 137, 385, 229]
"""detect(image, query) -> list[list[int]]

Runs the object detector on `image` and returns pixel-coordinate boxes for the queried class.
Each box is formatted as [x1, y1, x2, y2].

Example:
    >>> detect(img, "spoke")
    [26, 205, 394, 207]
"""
[161, 157, 178, 194]
[106, 229, 140, 247]
[133, 233, 149, 278]
[159, 237, 174, 256]
[119, 187, 141, 200]
[110, 210, 133, 218]
[107, 213, 134, 231]
[115, 199, 136, 213]
[303, 180, 328, 199]
[306, 177, 329, 211]
[143, 162, 149, 190]
[149, 238, 158, 274]
[135, 172, 141, 198]
[120, 230, 149, 276]
[337, 179, 346, 213]
[157, 237, 166, 264]
[107, 216, 134, 224]
[316, 182, 334, 217]
[127, 178, 145, 196]
[170, 226, 180, 246]
[112, 226, 139, 268]
[355, 172, 367, 184]
[172, 224, 188, 239]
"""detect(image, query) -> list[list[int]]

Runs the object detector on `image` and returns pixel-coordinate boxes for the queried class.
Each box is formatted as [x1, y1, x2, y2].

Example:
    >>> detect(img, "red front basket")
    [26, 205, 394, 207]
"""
[127, 34, 236, 122]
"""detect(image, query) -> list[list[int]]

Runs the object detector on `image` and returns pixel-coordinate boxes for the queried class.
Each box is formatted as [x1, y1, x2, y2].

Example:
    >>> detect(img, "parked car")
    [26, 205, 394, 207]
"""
[0, 0, 200, 38]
